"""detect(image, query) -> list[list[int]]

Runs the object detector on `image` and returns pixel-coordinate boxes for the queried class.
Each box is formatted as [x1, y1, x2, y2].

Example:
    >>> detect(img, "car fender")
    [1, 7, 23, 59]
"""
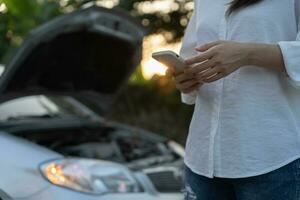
[0, 132, 63, 199]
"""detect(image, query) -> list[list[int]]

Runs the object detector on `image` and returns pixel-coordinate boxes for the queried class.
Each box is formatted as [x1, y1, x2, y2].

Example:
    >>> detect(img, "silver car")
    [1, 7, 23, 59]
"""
[0, 6, 184, 200]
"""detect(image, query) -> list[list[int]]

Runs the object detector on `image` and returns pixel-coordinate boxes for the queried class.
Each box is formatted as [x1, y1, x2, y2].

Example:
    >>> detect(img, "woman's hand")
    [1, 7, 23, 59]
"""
[166, 68, 202, 94]
[184, 40, 251, 83]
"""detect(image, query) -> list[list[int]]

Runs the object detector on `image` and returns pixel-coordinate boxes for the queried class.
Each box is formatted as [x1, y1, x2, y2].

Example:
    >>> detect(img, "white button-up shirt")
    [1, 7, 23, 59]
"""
[180, 0, 300, 178]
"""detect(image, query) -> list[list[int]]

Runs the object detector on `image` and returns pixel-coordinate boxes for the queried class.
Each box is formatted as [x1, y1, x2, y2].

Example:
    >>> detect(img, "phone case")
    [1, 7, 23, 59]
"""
[152, 50, 187, 72]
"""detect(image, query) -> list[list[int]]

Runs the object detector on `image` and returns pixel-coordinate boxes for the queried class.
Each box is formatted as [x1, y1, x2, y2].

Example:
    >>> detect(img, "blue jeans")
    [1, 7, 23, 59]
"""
[183, 159, 300, 200]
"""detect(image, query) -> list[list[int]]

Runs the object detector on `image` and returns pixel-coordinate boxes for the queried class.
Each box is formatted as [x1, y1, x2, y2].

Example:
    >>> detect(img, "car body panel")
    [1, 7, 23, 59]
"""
[0, 132, 62, 198]
[27, 185, 183, 200]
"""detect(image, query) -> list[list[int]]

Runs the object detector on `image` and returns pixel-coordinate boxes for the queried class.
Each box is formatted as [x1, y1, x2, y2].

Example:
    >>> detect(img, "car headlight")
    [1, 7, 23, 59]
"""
[40, 158, 141, 195]
[167, 140, 185, 157]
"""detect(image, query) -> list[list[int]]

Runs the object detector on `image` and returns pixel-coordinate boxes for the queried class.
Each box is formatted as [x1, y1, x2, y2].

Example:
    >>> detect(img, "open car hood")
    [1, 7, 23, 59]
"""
[0, 6, 145, 113]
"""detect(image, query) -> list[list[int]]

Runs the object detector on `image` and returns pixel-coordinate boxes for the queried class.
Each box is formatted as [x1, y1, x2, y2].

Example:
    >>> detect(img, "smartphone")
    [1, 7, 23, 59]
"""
[152, 50, 188, 72]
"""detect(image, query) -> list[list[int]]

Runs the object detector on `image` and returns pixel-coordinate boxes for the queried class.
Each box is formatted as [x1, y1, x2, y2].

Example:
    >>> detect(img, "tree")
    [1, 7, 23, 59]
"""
[0, 0, 193, 64]
[0, 0, 62, 63]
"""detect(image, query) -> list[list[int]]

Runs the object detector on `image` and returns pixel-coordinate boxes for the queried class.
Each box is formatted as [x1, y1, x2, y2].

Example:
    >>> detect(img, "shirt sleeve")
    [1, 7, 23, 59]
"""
[278, 0, 300, 88]
[179, 12, 198, 105]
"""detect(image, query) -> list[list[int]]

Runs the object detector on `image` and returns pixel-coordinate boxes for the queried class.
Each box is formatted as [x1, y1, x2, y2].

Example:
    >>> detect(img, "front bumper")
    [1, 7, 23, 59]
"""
[25, 185, 183, 200]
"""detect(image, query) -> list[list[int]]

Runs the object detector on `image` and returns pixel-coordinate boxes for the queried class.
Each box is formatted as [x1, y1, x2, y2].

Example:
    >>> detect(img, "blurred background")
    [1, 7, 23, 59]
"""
[0, 0, 195, 144]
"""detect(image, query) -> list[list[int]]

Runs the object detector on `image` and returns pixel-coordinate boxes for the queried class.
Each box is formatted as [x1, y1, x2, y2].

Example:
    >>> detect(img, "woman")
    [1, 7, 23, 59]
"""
[167, 0, 300, 199]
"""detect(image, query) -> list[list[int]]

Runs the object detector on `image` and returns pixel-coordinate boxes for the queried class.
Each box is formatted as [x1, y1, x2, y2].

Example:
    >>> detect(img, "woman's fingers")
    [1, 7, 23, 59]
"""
[196, 41, 223, 52]
[176, 79, 198, 91]
[182, 82, 203, 93]
[165, 69, 171, 76]
[203, 72, 224, 83]
[197, 66, 220, 79]
[185, 60, 215, 75]
[184, 51, 213, 65]
[165, 68, 175, 77]
[174, 72, 194, 83]
[165, 68, 204, 93]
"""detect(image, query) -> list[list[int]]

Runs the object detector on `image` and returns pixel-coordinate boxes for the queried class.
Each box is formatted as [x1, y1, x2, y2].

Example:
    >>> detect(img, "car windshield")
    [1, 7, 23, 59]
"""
[0, 95, 96, 122]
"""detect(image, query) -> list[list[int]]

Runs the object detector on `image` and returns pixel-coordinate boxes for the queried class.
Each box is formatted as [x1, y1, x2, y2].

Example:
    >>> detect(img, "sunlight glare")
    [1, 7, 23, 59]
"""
[136, 0, 179, 14]
[0, 3, 7, 13]
[142, 34, 181, 80]
[96, 0, 119, 8]
[142, 59, 168, 80]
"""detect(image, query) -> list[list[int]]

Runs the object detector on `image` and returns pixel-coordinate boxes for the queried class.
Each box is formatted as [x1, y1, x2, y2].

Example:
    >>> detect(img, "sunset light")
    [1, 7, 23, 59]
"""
[141, 34, 181, 80]
[78, 0, 193, 80]
[142, 59, 168, 80]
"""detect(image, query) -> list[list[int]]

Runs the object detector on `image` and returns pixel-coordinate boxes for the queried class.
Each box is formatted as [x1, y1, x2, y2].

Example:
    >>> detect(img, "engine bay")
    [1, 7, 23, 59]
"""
[15, 125, 181, 170]
[10, 122, 184, 192]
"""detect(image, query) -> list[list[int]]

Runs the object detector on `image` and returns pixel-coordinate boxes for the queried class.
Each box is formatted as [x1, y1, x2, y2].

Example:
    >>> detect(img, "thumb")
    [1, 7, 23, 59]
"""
[165, 68, 174, 77]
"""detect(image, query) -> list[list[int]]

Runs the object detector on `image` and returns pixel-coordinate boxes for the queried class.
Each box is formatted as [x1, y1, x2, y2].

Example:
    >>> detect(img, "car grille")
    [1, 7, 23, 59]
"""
[145, 168, 183, 192]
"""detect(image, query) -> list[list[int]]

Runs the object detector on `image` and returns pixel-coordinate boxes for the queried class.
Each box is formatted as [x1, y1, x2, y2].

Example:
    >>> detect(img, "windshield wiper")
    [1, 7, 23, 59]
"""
[6, 114, 61, 121]
[4, 113, 95, 122]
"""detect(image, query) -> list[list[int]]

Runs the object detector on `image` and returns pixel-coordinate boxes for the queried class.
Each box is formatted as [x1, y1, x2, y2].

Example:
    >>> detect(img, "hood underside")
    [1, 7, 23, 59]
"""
[0, 6, 145, 111]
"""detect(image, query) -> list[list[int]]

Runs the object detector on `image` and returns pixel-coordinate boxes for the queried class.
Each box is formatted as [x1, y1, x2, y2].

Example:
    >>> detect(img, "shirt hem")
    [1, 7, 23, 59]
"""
[184, 158, 214, 178]
[184, 154, 300, 179]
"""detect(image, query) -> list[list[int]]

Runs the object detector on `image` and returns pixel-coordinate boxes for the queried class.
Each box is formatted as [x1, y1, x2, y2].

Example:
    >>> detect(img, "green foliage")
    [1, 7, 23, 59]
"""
[3, 0, 38, 16]
[116, 0, 193, 42]
[0, 0, 61, 63]
[0, 0, 193, 64]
